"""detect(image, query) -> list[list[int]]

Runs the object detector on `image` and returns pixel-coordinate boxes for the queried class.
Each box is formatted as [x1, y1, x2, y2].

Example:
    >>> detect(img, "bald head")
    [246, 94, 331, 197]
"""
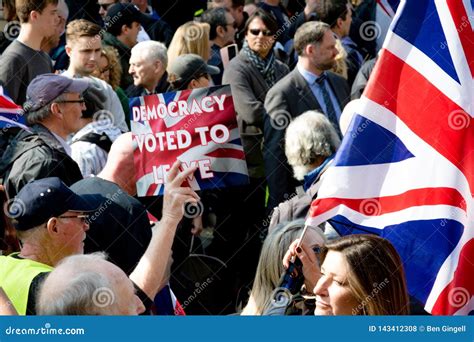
[98, 132, 137, 195]
[37, 253, 145, 315]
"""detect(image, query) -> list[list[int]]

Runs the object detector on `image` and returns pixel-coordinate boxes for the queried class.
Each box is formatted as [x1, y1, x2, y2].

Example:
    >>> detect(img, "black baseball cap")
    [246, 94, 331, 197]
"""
[105, 3, 147, 33]
[9, 177, 99, 231]
[168, 54, 219, 86]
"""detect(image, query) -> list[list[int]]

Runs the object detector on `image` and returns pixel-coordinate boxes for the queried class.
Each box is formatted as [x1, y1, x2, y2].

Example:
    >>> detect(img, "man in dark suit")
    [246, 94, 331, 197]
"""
[263, 21, 350, 212]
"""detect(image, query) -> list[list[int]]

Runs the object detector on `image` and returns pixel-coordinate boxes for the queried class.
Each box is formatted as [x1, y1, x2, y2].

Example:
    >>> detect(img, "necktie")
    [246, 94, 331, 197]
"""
[316, 73, 341, 136]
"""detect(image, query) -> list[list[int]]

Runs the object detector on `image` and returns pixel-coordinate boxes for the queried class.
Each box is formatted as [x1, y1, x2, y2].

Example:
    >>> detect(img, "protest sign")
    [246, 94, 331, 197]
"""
[130, 85, 249, 197]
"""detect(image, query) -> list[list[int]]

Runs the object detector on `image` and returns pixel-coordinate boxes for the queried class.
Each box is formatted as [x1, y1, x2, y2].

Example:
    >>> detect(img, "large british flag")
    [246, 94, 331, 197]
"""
[130, 85, 249, 197]
[306, 0, 474, 315]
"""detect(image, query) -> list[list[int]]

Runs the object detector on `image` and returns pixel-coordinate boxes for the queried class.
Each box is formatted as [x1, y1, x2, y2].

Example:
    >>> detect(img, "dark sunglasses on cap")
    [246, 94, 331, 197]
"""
[249, 28, 273, 37]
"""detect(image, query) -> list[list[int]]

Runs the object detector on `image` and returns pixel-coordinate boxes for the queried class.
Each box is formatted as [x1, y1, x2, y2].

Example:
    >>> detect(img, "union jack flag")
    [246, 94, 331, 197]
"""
[374, 1, 400, 51]
[307, 0, 474, 315]
[0, 86, 27, 131]
[130, 85, 249, 197]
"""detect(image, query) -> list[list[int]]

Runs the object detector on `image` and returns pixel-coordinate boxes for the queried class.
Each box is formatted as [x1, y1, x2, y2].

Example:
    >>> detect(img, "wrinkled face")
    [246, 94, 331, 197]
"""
[55, 92, 86, 135]
[54, 211, 90, 256]
[313, 250, 359, 315]
[308, 30, 339, 72]
[35, 3, 61, 38]
[245, 17, 274, 58]
[129, 51, 162, 91]
[98, 0, 117, 19]
[67, 36, 102, 76]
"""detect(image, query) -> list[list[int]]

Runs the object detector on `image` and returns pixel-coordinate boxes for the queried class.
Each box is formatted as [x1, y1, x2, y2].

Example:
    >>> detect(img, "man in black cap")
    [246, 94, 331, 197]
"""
[2, 161, 200, 315]
[102, 3, 147, 89]
[0, 74, 90, 199]
[0, 177, 96, 315]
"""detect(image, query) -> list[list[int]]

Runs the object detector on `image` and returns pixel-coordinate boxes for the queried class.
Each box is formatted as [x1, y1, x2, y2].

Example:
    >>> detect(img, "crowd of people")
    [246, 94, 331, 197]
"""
[0, 0, 416, 316]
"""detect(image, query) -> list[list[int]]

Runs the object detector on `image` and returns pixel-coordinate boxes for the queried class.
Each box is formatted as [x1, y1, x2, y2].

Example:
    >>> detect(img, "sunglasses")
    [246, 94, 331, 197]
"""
[248, 28, 273, 37]
[58, 214, 90, 223]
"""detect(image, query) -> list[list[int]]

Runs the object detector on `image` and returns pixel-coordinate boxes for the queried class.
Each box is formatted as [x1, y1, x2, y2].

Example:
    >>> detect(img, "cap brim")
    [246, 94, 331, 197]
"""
[135, 11, 148, 25]
[205, 65, 220, 75]
[66, 78, 90, 94]
[67, 193, 102, 213]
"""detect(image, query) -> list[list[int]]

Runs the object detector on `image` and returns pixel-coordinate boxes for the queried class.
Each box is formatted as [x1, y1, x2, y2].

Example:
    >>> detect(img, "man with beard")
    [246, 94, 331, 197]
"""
[263, 21, 350, 212]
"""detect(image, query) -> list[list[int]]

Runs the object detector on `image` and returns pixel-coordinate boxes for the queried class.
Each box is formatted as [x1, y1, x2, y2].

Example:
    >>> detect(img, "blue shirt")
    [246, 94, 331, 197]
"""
[297, 64, 342, 120]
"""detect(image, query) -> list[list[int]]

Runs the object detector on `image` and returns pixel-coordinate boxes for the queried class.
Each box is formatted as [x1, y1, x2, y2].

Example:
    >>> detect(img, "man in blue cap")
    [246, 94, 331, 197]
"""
[0, 177, 97, 315]
[1, 161, 201, 315]
[0, 73, 90, 199]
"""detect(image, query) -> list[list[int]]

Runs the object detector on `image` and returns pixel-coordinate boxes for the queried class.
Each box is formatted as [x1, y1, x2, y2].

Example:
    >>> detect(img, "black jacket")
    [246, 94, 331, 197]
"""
[0, 124, 83, 199]
[263, 69, 350, 211]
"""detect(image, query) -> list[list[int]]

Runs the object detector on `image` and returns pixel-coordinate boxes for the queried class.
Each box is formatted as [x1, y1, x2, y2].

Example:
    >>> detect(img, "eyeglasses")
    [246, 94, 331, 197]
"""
[248, 28, 273, 37]
[58, 214, 90, 223]
[55, 98, 86, 105]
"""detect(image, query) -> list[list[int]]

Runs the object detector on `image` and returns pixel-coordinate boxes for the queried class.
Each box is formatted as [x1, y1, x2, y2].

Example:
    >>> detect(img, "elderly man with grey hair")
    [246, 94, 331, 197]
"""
[126, 40, 169, 97]
[37, 252, 145, 315]
[268, 110, 340, 231]
[0, 73, 88, 199]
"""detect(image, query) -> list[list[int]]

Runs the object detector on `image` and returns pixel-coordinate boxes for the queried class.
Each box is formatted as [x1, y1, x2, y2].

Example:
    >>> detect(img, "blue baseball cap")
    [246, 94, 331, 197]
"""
[9, 177, 99, 231]
[24, 74, 89, 113]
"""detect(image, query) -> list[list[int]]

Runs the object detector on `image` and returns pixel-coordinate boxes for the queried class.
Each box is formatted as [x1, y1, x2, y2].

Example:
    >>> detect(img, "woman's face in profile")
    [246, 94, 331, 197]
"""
[313, 250, 359, 315]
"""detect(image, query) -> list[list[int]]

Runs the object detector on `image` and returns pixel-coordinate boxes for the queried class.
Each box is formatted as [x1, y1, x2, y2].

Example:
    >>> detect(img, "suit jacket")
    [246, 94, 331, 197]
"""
[222, 51, 289, 178]
[263, 67, 350, 211]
